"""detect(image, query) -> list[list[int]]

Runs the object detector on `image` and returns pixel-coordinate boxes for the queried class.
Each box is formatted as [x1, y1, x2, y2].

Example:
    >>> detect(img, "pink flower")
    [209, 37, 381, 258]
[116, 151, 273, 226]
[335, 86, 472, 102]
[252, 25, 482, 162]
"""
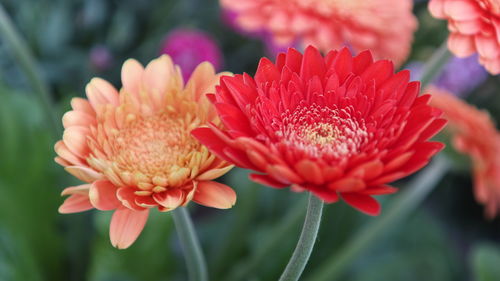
[429, 0, 500, 74]
[161, 28, 223, 81]
[220, 0, 417, 66]
[56, 56, 236, 249]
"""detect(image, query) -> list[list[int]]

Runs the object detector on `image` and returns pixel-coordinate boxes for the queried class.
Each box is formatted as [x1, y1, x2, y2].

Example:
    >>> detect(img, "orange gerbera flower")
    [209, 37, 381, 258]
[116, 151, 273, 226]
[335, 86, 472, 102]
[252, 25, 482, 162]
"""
[56, 56, 236, 248]
[429, 0, 500, 74]
[220, 0, 417, 66]
[429, 86, 500, 218]
[193, 46, 446, 216]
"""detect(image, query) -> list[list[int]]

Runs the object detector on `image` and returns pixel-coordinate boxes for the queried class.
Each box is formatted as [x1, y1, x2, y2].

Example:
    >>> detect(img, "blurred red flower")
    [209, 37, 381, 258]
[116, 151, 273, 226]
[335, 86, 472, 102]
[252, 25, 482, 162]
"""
[220, 0, 417, 66]
[193, 46, 446, 216]
[429, 86, 500, 218]
[429, 0, 500, 74]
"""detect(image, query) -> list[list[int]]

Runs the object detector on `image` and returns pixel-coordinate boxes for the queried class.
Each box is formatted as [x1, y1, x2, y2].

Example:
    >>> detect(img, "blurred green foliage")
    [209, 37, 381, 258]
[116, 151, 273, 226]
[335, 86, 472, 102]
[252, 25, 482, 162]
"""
[0, 0, 498, 281]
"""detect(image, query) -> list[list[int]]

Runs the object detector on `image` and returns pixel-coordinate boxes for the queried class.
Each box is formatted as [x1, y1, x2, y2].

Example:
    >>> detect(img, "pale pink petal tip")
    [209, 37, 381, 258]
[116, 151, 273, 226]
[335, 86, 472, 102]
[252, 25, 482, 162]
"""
[193, 181, 237, 209]
[110, 208, 149, 249]
[58, 194, 93, 214]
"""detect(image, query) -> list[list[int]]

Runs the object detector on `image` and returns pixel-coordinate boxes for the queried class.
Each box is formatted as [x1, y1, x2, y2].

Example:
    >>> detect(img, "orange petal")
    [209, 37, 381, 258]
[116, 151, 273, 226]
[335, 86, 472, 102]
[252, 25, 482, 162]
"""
[54, 141, 86, 166]
[186, 62, 217, 101]
[62, 126, 91, 158]
[89, 180, 121, 211]
[122, 59, 144, 97]
[153, 189, 185, 211]
[61, 184, 91, 196]
[196, 165, 234, 181]
[89, 78, 119, 106]
[193, 181, 236, 209]
[143, 55, 173, 97]
[428, 0, 445, 18]
[58, 194, 93, 214]
[448, 33, 476, 57]
[65, 166, 103, 183]
[62, 110, 95, 128]
[109, 207, 149, 249]
[71, 97, 95, 115]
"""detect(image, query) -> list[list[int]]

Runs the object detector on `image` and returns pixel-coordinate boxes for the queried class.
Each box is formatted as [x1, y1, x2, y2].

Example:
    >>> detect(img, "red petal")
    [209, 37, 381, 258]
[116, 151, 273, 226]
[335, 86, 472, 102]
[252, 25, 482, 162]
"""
[255, 57, 280, 85]
[361, 185, 398, 195]
[328, 178, 366, 192]
[341, 193, 381, 216]
[352, 50, 374, 75]
[294, 159, 324, 185]
[191, 127, 231, 162]
[300, 45, 325, 81]
[249, 173, 289, 188]
[360, 60, 394, 86]
[285, 48, 303, 73]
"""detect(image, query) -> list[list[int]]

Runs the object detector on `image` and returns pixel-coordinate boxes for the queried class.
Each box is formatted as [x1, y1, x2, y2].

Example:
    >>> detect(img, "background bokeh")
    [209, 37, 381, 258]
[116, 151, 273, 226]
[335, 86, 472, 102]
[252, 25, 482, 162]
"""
[0, 0, 500, 280]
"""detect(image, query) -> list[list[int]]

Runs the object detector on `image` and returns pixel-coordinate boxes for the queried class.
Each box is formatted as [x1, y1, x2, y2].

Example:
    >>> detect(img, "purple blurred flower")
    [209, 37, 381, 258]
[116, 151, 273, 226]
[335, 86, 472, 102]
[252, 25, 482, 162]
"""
[160, 28, 222, 81]
[90, 45, 113, 72]
[406, 54, 488, 96]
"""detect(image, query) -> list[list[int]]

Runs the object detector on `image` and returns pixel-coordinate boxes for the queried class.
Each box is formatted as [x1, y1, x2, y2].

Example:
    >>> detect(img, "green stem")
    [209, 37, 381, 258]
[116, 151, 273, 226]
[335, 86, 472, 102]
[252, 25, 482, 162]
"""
[307, 156, 450, 281]
[172, 207, 208, 281]
[0, 4, 60, 138]
[418, 41, 452, 89]
[224, 196, 307, 281]
[279, 194, 324, 281]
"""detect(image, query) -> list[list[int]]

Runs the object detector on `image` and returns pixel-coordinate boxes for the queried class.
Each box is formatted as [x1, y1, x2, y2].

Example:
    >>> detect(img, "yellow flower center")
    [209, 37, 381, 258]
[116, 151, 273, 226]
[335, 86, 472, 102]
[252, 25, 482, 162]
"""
[112, 112, 198, 180]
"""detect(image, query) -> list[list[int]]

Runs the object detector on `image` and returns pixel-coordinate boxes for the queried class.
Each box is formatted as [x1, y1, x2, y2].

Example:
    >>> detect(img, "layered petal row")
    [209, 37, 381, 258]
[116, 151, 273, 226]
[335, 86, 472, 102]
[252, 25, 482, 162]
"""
[56, 56, 236, 248]
[221, 0, 417, 66]
[193, 46, 446, 216]
[429, 0, 500, 74]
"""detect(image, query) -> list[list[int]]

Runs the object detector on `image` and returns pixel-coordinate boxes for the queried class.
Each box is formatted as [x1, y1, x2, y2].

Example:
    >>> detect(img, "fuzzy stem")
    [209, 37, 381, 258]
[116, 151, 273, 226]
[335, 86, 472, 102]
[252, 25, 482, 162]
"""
[418, 42, 452, 89]
[307, 156, 450, 281]
[279, 194, 324, 281]
[172, 207, 209, 281]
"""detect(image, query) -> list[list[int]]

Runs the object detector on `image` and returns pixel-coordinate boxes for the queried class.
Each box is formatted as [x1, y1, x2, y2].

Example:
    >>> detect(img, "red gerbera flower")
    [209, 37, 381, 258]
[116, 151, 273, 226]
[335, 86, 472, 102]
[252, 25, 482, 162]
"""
[193, 46, 446, 215]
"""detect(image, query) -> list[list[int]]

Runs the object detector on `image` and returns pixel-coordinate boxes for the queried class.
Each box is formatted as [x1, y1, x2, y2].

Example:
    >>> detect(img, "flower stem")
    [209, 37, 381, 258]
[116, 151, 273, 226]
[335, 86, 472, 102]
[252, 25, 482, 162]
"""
[307, 156, 450, 281]
[223, 196, 307, 281]
[279, 193, 324, 281]
[418, 41, 452, 89]
[172, 207, 209, 281]
[0, 4, 60, 138]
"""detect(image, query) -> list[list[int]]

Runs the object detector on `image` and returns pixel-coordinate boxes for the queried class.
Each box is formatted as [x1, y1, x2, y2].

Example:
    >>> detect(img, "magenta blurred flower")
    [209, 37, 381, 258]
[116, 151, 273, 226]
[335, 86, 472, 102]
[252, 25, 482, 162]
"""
[160, 29, 222, 81]
[90, 45, 113, 72]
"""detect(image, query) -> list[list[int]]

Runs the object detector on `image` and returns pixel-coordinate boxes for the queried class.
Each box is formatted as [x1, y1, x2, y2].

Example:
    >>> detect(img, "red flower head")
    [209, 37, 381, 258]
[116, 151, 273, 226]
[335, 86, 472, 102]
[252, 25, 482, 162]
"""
[193, 46, 446, 215]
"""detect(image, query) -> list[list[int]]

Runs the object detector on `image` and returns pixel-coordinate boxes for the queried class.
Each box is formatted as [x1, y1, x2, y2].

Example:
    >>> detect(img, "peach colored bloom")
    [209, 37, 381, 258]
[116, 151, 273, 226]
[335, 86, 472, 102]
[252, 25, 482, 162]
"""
[429, 0, 500, 74]
[220, 0, 417, 66]
[429, 86, 500, 218]
[56, 56, 236, 248]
